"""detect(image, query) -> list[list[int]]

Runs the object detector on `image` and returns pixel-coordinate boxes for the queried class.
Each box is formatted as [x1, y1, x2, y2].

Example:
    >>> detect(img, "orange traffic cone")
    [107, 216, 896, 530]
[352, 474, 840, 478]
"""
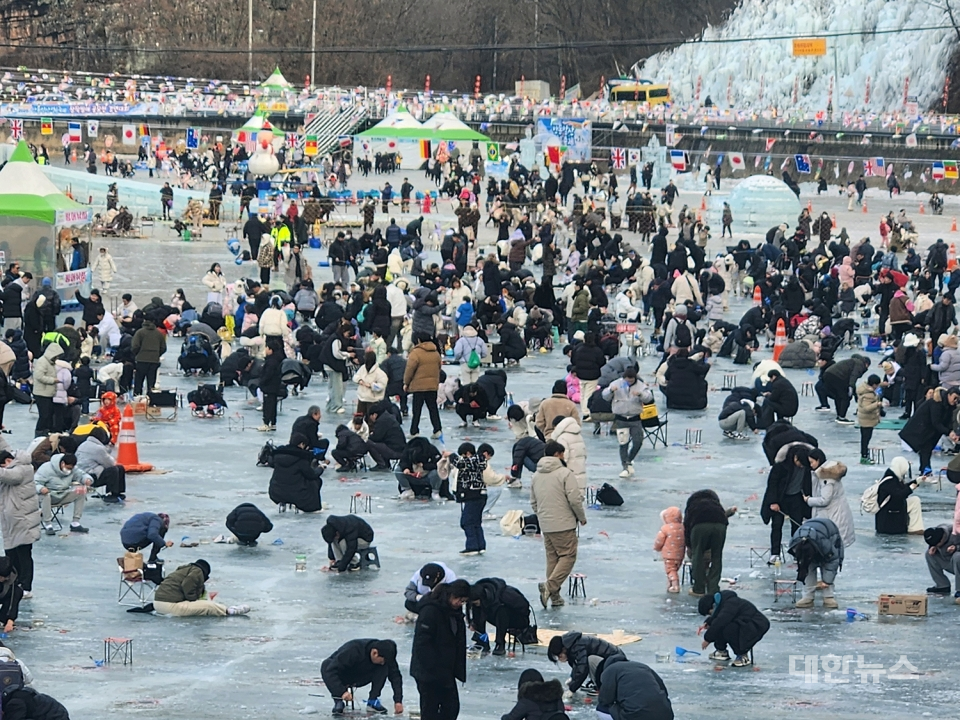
[807, 199, 812, 213]
[116, 405, 153, 473]
[700, 196, 707, 211]
[753, 285, 762, 307]
[952, 217, 958, 233]
[831, 213, 837, 229]
[949, 243, 957, 271]
[772, 318, 787, 363]
[862, 200, 868, 214]
[919, 202, 926, 215]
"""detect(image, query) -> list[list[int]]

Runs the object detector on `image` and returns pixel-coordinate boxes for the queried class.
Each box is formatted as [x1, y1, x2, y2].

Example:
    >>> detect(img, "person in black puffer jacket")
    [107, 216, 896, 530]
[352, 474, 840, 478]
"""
[683, 490, 732, 596]
[268, 433, 322, 512]
[570, 332, 606, 418]
[501, 669, 564, 720]
[225, 503, 273, 546]
[498, 321, 527, 363]
[2, 687, 71, 720]
[661, 349, 710, 410]
[4, 331, 29, 382]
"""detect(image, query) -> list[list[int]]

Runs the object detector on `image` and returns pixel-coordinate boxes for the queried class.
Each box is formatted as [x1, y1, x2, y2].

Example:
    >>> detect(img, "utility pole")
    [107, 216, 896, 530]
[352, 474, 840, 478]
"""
[310, 0, 317, 90]
[492, 16, 498, 92]
[533, 0, 539, 77]
[248, 0, 253, 83]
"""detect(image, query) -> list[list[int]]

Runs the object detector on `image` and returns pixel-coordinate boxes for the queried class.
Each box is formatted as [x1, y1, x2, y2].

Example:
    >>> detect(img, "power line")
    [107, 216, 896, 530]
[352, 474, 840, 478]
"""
[0, 24, 956, 56]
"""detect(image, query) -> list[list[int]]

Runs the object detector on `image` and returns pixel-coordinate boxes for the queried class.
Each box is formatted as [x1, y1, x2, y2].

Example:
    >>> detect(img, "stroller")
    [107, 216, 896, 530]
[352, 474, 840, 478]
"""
[187, 383, 227, 418]
[178, 334, 217, 375]
[280, 359, 312, 397]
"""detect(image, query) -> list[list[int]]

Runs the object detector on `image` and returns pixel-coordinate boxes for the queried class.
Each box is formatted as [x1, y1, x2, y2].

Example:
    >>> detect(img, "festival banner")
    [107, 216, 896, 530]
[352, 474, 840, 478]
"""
[944, 161, 959, 180]
[186, 127, 200, 149]
[55, 267, 91, 288]
[304, 136, 318, 156]
[535, 118, 591, 163]
[40, 118, 53, 136]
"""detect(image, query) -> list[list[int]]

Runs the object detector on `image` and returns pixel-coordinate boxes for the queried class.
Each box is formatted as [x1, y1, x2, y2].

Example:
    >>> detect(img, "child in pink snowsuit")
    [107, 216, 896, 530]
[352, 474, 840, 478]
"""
[653, 506, 685, 592]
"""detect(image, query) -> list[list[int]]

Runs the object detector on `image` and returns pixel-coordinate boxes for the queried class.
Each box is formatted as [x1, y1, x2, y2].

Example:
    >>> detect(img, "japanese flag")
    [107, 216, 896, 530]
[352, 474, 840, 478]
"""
[728, 152, 745, 171]
[122, 124, 136, 145]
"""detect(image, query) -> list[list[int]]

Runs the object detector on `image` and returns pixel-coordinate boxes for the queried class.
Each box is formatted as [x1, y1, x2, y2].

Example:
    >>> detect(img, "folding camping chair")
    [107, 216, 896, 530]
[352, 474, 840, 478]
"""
[146, 390, 181, 422]
[641, 406, 669, 449]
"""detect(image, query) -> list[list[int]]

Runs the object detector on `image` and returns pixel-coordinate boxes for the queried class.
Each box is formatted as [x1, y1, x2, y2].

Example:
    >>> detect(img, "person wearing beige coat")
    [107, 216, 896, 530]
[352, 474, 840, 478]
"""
[530, 444, 587, 608]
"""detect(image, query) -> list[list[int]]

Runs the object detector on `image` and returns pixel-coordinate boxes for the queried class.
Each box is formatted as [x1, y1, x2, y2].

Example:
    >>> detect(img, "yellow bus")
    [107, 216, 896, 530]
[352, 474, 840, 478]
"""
[606, 78, 671, 106]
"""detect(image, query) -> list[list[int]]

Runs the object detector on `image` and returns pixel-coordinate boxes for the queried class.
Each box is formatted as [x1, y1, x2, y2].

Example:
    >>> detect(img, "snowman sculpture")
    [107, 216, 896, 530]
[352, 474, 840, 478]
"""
[247, 132, 280, 177]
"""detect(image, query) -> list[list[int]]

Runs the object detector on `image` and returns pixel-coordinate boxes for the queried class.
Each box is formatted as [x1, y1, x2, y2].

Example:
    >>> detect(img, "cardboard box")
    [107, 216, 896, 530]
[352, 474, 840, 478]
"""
[878, 594, 927, 616]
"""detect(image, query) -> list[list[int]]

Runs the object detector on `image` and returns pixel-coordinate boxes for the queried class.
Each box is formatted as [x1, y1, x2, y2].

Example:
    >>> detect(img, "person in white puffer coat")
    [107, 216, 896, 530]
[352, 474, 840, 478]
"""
[550, 416, 587, 491]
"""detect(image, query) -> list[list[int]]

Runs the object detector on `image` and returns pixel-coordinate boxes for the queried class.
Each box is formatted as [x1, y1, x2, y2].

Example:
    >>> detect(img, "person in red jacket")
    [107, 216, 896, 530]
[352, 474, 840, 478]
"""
[92, 391, 121, 444]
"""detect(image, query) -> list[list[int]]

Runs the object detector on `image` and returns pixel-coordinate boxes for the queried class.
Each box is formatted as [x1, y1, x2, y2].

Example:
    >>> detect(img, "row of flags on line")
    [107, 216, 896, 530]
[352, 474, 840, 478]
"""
[6, 118, 204, 149]
[658, 149, 960, 183]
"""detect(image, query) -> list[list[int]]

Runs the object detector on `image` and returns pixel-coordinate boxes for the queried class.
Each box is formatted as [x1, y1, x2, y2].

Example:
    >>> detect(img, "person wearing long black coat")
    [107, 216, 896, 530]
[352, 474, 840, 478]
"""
[761, 445, 817, 559]
[410, 580, 470, 720]
[466, 577, 533, 656]
[225, 503, 273, 546]
[661, 350, 709, 410]
[596, 655, 673, 720]
[267, 434, 322, 512]
[483, 258, 502, 299]
[697, 591, 770, 666]
[875, 457, 920, 535]
[363, 286, 393, 339]
[899, 387, 960, 474]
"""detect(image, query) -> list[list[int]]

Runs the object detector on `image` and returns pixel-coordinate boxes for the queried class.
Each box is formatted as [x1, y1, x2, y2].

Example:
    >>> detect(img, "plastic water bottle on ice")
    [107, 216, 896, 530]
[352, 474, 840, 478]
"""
[295, 554, 307, 572]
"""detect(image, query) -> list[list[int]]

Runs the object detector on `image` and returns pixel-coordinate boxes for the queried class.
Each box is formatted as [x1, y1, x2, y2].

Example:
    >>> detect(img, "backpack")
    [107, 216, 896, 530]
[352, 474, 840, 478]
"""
[596, 482, 624, 506]
[673, 320, 692, 348]
[184, 335, 207, 357]
[257, 441, 276, 468]
[860, 478, 890, 514]
[0, 659, 24, 698]
[467, 341, 481, 369]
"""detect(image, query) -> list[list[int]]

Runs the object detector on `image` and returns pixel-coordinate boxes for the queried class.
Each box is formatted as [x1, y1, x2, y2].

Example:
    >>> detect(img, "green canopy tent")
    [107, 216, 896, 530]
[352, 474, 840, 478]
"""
[355, 113, 491, 169]
[0, 141, 92, 298]
[259, 67, 292, 94]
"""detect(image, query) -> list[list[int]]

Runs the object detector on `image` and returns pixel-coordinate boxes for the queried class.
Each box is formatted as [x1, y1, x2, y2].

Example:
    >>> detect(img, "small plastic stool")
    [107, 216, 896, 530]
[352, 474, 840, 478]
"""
[104, 637, 133, 665]
[936, 468, 947, 491]
[358, 546, 381, 570]
[870, 448, 885, 465]
[800, 381, 815, 397]
[684, 429, 702, 446]
[748, 546, 783, 568]
[773, 579, 799, 604]
[722, 373, 737, 389]
[350, 493, 372, 513]
[568, 573, 587, 598]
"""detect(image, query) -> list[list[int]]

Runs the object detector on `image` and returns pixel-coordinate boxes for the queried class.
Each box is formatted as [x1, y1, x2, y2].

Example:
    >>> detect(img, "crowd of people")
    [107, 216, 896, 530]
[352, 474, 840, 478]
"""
[2, 138, 960, 716]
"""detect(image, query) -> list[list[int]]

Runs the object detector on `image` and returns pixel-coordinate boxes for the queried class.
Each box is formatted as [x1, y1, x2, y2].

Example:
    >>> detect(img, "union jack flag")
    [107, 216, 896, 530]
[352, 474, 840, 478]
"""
[9, 120, 22, 140]
[863, 159, 874, 177]
[610, 147, 626, 170]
